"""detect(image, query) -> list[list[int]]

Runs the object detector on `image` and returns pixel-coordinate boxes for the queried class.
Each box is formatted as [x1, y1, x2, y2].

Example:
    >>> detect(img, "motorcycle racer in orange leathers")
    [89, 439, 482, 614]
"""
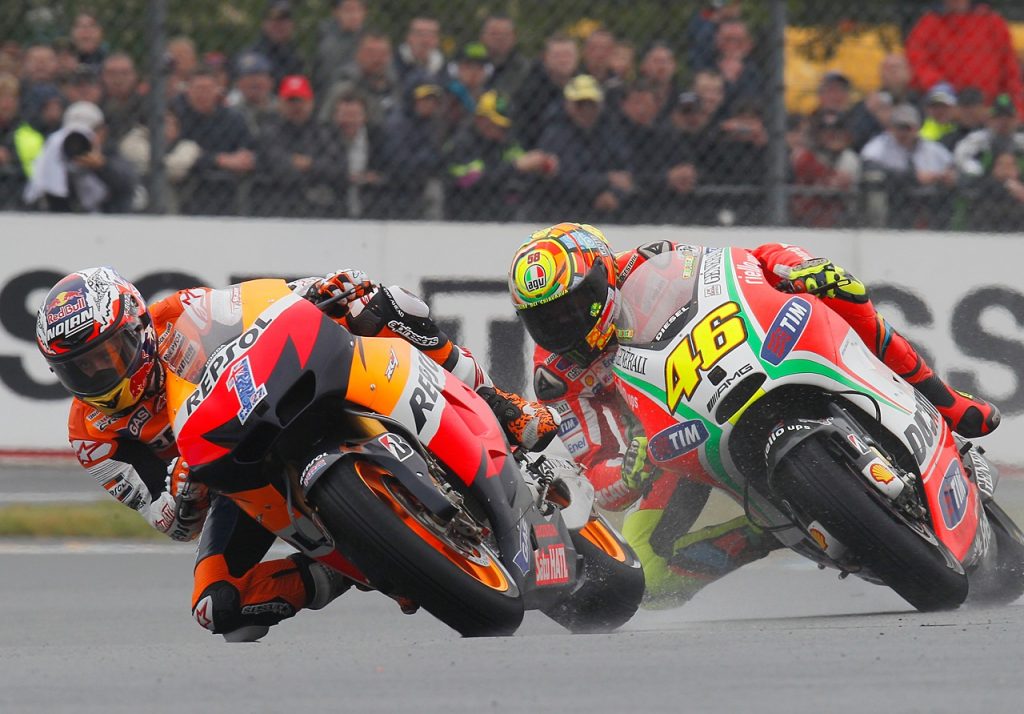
[507, 222, 999, 607]
[38, 266, 558, 641]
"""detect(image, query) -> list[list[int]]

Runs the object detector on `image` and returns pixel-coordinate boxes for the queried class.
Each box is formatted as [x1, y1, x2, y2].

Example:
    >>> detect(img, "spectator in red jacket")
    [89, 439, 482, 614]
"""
[906, 0, 1024, 116]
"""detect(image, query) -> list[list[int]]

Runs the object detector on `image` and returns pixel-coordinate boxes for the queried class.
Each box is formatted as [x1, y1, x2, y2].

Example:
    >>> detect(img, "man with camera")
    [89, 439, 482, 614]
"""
[23, 100, 138, 213]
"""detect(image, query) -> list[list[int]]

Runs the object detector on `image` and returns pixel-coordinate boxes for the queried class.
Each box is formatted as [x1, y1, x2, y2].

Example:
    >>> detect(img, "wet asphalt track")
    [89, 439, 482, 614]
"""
[1, 544, 1022, 714]
[2, 468, 1024, 714]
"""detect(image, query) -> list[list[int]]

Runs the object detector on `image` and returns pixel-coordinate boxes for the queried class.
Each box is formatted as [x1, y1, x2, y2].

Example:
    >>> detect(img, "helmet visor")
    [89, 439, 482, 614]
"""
[51, 318, 144, 397]
[519, 260, 611, 354]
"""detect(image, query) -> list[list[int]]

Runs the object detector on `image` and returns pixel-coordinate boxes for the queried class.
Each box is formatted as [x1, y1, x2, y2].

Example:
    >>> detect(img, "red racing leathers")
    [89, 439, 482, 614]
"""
[532, 240, 931, 606]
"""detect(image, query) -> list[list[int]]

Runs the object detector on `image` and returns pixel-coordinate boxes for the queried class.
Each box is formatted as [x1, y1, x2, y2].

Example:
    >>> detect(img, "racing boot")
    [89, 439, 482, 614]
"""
[477, 385, 561, 452]
[293, 554, 353, 611]
[908, 372, 1000, 439]
[665, 516, 783, 582]
[392, 595, 420, 615]
[892, 343, 1000, 438]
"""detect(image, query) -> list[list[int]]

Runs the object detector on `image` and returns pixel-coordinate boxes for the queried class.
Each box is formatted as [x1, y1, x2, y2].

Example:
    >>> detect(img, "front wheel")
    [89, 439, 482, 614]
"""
[541, 514, 645, 633]
[773, 437, 968, 612]
[309, 457, 524, 637]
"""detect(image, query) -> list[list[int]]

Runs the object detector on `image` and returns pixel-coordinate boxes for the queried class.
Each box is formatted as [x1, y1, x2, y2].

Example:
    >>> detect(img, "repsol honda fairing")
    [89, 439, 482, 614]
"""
[612, 246, 1024, 611]
[166, 279, 643, 636]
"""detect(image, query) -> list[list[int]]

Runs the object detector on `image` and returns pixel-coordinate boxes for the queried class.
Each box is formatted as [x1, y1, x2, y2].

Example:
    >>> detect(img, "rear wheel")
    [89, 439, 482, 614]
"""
[540, 515, 645, 633]
[773, 437, 968, 612]
[309, 458, 524, 637]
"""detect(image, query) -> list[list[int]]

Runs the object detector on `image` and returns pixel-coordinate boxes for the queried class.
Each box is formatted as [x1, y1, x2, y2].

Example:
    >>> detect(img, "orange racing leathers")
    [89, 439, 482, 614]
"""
[66, 280, 507, 637]
[531, 241, 934, 607]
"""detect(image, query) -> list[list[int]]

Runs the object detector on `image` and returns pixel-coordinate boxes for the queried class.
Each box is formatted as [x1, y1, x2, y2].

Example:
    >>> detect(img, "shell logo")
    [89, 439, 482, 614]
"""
[809, 527, 828, 551]
[869, 462, 896, 484]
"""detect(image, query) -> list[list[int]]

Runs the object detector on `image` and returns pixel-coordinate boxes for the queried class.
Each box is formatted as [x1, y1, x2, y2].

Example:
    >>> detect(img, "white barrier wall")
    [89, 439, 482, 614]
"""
[2, 213, 1022, 459]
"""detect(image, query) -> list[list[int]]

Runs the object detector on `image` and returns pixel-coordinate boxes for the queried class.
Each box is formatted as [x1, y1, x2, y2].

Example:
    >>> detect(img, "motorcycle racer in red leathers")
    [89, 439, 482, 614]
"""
[508, 222, 1000, 607]
[37, 267, 558, 641]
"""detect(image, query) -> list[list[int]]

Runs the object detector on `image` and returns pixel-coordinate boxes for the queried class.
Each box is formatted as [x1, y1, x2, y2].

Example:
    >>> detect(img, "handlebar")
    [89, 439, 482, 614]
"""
[313, 283, 382, 313]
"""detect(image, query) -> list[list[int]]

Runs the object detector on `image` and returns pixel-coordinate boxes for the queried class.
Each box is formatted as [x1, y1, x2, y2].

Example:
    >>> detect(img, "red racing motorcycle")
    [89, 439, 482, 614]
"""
[164, 279, 643, 636]
[611, 245, 1024, 611]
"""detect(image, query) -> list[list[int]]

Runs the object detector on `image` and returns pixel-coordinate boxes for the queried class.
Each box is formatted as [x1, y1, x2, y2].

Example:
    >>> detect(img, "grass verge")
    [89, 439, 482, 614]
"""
[0, 501, 162, 539]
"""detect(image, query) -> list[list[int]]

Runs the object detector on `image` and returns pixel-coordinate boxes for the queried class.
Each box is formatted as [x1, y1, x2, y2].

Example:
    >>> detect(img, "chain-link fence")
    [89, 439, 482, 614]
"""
[2, 1, 1024, 229]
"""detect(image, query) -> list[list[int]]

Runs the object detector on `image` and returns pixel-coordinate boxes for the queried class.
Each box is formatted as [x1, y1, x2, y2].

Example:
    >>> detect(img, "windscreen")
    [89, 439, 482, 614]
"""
[160, 286, 246, 385]
[616, 247, 703, 345]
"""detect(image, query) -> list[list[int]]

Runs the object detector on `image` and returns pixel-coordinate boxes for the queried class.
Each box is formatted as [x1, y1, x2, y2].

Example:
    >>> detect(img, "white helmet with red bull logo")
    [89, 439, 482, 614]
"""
[36, 267, 160, 414]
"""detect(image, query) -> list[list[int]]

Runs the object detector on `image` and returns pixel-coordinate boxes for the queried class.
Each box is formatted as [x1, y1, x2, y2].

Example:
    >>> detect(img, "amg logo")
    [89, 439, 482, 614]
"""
[706, 363, 754, 412]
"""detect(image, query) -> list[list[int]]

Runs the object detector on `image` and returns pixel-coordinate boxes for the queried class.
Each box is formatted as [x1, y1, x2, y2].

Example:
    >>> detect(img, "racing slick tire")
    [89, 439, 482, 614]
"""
[773, 436, 969, 612]
[969, 501, 1024, 606]
[540, 514, 645, 633]
[309, 457, 525, 637]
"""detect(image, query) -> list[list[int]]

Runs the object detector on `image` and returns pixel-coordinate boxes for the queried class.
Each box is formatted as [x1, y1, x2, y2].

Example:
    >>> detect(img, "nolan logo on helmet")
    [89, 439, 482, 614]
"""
[45, 305, 95, 341]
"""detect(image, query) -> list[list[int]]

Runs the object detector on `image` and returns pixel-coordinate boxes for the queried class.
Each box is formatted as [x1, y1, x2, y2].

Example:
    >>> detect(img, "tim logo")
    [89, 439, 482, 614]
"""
[760, 297, 812, 366]
[648, 419, 709, 463]
[227, 356, 267, 425]
[940, 459, 969, 529]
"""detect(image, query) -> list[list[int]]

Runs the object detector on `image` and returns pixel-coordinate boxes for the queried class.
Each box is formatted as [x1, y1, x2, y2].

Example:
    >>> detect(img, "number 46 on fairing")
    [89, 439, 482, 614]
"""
[665, 301, 747, 413]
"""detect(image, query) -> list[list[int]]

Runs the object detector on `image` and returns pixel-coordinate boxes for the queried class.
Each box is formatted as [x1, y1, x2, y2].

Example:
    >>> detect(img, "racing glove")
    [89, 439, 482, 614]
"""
[149, 457, 209, 542]
[477, 386, 561, 452]
[313, 269, 376, 318]
[774, 258, 868, 304]
[622, 436, 657, 493]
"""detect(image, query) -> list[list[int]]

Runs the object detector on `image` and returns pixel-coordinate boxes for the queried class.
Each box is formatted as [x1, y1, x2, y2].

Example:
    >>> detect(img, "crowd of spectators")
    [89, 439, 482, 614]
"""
[1, 0, 1024, 230]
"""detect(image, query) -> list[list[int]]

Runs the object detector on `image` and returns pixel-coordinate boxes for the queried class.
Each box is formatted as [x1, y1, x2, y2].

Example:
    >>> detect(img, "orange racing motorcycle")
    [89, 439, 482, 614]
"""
[165, 279, 644, 636]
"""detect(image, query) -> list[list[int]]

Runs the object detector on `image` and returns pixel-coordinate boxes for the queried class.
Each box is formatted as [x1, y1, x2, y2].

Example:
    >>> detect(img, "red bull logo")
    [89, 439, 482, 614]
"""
[52, 290, 82, 307]
[46, 290, 88, 325]
[128, 358, 155, 400]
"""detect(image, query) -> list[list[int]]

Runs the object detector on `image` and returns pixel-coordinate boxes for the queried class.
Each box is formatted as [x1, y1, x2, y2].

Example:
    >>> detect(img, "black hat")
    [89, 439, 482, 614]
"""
[819, 71, 851, 90]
